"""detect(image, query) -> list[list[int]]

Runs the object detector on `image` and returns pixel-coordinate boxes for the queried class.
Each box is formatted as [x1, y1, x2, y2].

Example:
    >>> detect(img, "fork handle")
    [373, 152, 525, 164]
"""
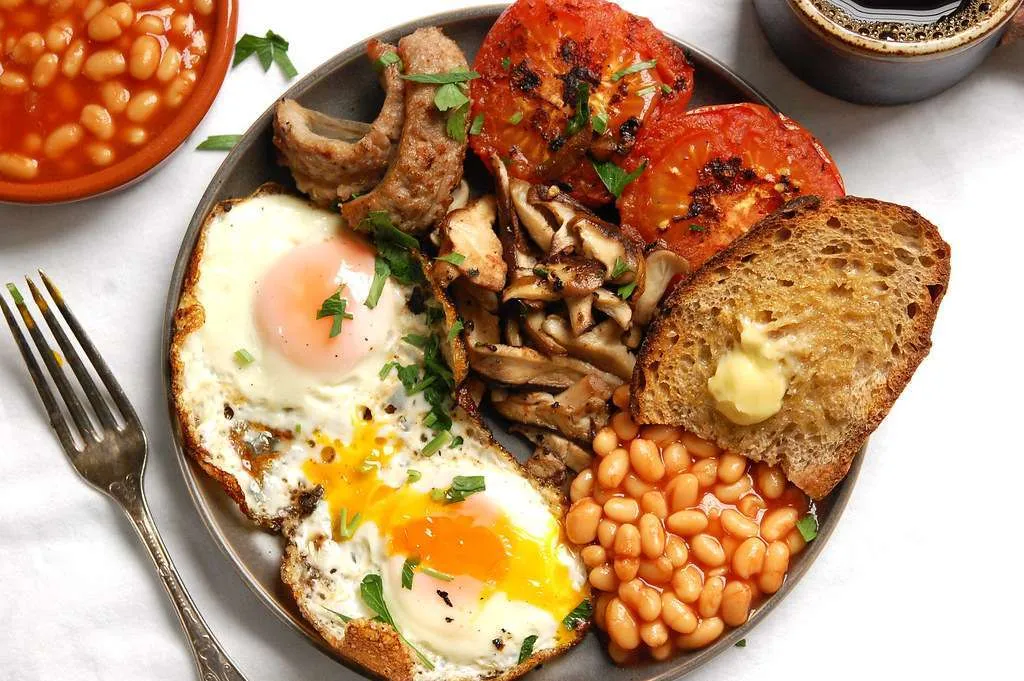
[110, 474, 247, 681]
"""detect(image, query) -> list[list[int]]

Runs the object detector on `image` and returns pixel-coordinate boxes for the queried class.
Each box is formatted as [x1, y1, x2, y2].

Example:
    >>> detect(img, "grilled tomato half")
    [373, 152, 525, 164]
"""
[618, 101, 845, 269]
[469, 0, 694, 206]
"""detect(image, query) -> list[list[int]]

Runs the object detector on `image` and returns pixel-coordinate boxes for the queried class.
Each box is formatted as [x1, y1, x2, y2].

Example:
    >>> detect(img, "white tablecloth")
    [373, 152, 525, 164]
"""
[2, 1, 1022, 679]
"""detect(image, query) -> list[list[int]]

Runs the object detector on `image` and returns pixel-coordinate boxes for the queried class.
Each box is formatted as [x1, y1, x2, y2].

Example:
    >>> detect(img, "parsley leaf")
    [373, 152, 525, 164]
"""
[401, 556, 419, 589]
[406, 469, 422, 483]
[422, 430, 452, 456]
[796, 514, 818, 542]
[501, 56, 511, 70]
[233, 31, 297, 79]
[617, 281, 638, 300]
[562, 599, 592, 630]
[592, 159, 647, 198]
[689, 223, 706, 233]
[434, 82, 469, 111]
[337, 508, 362, 539]
[591, 111, 608, 135]
[320, 605, 352, 623]
[366, 258, 390, 309]
[402, 70, 480, 84]
[508, 111, 523, 125]
[359, 212, 423, 308]
[233, 348, 255, 367]
[518, 635, 538, 664]
[360, 574, 434, 670]
[447, 319, 464, 342]
[610, 59, 657, 82]
[434, 475, 485, 503]
[565, 81, 590, 137]
[376, 50, 402, 71]
[446, 101, 470, 142]
[316, 290, 354, 338]
[437, 252, 466, 266]
[196, 134, 242, 151]
[610, 257, 631, 279]
[735, 639, 747, 648]
[469, 113, 485, 136]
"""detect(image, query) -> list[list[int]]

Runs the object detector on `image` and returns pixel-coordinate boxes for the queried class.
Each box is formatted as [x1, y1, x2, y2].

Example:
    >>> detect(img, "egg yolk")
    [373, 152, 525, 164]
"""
[253, 233, 392, 376]
[303, 424, 585, 637]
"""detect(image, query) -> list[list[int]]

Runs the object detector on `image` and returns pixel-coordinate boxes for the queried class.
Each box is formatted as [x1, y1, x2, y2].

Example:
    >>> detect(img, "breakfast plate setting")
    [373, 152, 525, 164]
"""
[10, 1, 1021, 680]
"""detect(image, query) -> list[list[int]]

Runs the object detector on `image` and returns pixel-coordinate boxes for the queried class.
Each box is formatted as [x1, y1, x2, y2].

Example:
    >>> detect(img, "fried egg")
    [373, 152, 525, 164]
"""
[170, 186, 589, 680]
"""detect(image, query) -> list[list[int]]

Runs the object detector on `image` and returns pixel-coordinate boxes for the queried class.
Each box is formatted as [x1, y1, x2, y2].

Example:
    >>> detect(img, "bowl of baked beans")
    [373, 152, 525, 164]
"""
[0, 0, 237, 203]
[566, 384, 843, 665]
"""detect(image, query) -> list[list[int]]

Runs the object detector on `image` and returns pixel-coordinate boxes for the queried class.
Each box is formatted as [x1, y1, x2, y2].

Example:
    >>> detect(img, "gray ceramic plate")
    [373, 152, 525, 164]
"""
[162, 5, 863, 680]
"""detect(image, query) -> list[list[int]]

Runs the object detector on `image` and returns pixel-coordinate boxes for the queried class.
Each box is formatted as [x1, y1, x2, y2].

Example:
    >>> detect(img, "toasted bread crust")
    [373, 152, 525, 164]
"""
[631, 196, 950, 499]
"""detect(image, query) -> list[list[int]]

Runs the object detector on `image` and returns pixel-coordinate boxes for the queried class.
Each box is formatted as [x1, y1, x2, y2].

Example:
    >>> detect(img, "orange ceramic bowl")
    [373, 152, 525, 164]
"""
[0, 0, 238, 205]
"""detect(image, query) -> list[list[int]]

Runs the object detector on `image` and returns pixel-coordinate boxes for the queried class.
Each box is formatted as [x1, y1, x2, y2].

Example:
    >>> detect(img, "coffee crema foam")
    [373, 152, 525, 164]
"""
[808, 0, 1008, 42]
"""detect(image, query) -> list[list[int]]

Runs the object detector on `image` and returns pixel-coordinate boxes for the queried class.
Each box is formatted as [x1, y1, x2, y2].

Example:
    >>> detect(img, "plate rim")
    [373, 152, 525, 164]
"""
[160, 5, 861, 680]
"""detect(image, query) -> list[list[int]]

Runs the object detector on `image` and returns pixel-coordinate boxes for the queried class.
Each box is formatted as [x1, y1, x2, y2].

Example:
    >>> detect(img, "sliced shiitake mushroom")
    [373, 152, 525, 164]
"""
[633, 247, 690, 326]
[541, 317, 636, 380]
[593, 288, 633, 329]
[467, 343, 621, 390]
[437, 195, 506, 292]
[512, 424, 595, 474]
[490, 374, 611, 442]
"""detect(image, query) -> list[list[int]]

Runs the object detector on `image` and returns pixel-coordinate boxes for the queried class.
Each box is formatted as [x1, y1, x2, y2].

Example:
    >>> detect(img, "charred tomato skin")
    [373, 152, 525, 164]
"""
[470, 0, 694, 206]
[617, 101, 845, 268]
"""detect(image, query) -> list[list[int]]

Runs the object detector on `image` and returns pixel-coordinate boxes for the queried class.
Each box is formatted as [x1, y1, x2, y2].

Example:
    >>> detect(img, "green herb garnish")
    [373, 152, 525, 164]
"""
[735, 639, 747, 648]
[376, 50, 402, 71]
[689, 223, 706, 232]
[434, 82, 470, 112]
[636, 83, 659, 98]
[449, 435, 464, 449]
[401, 556, 420, 589]
[233, 31, 297, 79]
[518, 635, 538, 664]
[562, 599, 592, 630]
[501, 56, 511, 71]
[796, 514, 818, 542]
[617, 281, 638, 300]
[564, 81, 590, 136]
[592, 159, 646, 198]
[422, 430, 452, 456]
[316, 290, 354, 338]
[320, 605, 352, 623]
[360, 574, 434, 669]
[196, 134, 242, 151]
[359, 212, 423, 309]
[338, 508, 362, 539]
[436, 252, 466, 266]
[591, 111, 608, 135]
[420, 566, 454, 581]
[401, 70, 480, 84]
[469, 113, 485, 136]
[610, 257, 631, 279]
[406, 469, 422, 483]
[508, 111, 524, 125]
[661, 83, 673, 94]
[447, 319, 464, 342]
[610, 59, 657, 82]
[233, 348, 255, 367]
[379, 360, 400, 379]
[433, 475, 485, 503]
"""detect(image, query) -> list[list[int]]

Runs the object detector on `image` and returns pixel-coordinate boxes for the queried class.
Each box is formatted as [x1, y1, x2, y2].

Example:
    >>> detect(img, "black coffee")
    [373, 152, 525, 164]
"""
[811, 0, 1004, 40]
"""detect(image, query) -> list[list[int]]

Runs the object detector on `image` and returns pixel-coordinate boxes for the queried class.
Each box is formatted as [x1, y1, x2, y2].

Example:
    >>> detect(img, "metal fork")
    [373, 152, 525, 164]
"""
[1, 273, 246, 681]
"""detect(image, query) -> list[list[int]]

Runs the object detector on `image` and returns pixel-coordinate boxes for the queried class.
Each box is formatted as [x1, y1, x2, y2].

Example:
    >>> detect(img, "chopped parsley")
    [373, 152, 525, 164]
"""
[360, 574, 434, 669]
[233, 348, 255, 367]
[610, 257, 631, 279]
[233, 31, 297, 79]
[501, 56, 511, 71]
[447, 319, 464, 342]
[591, 111, 608, 135]
[796, 514, 818, 542]
[564, 81, 590, 136]
[379, 360, 400, 379]
[359, 212, 422, 309]
[434, 82, 470, 112]
[636, 83, 659, 98]
[406, 469, 422, 483]
[449, 435, 464, 449]
[617, 281, 638, 300]
[562, 599, 592, 630]
[196, 134, 242, 151]
[661, 82, 673, 94]
[469, 112, 485, 136]
[432, 475, 485, 504]
[518, 635, 538, 664]
[436, 252, 466, 266]
[390, 333, 457, 451]
[735, 638, 747, 648]
[508, 111, 524, 125]
[401, 556, 419, 589]
[592, 159, 647, 198]
[337, 508, 362, 539]
[375, 50, 402, 71]
[689, 223, 706, 232]
[316, 290, 354, 338]
[422, 430, 452, 456]
[610, 59, 657, 82]
[401, 70, 480, 84]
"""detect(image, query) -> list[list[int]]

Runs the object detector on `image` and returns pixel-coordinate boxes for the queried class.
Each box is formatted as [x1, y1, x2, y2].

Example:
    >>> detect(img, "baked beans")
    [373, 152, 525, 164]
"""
[0, 0, 218, 183]
[569, 391, 815, 664]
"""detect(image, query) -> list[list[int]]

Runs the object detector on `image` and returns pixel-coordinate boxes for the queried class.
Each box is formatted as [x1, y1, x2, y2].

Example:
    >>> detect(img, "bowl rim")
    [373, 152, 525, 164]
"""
[0, 0, 239, 205]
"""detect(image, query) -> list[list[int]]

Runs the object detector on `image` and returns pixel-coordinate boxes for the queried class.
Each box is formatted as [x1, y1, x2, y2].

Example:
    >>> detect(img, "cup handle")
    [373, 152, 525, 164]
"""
[1000, 5, 1024, 46]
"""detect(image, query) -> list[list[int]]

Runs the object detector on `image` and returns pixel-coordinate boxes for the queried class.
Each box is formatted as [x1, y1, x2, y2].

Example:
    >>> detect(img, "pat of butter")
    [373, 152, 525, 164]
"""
[708, 318, 789, 425]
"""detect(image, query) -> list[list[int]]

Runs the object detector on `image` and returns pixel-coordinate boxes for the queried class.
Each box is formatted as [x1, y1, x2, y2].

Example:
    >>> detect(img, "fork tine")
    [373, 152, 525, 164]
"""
[7, 280, 100, 443]
[38, 271, 139, 425]
[26, 278, 120, 431]
[1, 288, 81, 453]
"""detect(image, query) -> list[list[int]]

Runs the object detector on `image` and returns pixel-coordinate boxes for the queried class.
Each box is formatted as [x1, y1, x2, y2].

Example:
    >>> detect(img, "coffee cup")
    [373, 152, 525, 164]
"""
[754, 0, 1023, 105]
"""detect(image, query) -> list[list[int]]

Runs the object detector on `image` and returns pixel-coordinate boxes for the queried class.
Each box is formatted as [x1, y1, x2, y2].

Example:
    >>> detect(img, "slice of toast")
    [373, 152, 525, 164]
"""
[631, 196, 950, 499]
